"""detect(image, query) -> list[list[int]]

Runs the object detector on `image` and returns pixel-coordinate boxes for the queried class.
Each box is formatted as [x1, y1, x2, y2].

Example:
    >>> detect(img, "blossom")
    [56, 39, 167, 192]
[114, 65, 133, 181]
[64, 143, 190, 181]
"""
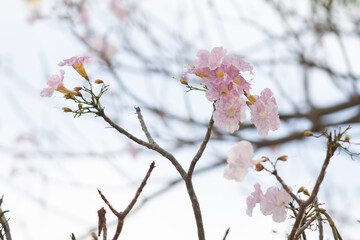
[40, 70, 64, 97]
[250, 88, 280, 137]
[246, 184, 292, 222]
[213, 97, 246, 133]
[194, 47, 227, 70]
[40, 70, 79, 97]
[224, 140, 254, 181]
[58, 56, 91, 80]
[260, 186, 292, 222]
[246, 183, 264, 216]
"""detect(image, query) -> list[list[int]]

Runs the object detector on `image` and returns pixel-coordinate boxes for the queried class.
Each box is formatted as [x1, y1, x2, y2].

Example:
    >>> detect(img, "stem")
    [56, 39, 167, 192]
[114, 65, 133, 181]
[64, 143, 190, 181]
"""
[0, 206, 11, 240]
[97, 108, 206, 239]
[184, 178, 205, 240]
[188, 115, 214, 178]
[288, 136, 336, 240]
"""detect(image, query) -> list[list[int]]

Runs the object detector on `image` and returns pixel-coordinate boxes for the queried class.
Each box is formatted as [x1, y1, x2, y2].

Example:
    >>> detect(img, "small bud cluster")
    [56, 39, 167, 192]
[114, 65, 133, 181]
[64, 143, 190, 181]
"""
[40, 56, 109, 117]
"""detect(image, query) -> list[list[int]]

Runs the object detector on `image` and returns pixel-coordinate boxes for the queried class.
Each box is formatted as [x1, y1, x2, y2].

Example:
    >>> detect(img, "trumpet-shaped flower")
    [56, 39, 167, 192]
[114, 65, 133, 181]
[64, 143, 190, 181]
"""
[213, 97, 246, 133]
[58, 56, 91, 80]
[260, 186, 292, 222]
[246, 183, 292, 223]
[224, 140, 254, 181]
[40, 70, 79, 97]
[250, 88, 280, 137]
[40, 70, 65, 97]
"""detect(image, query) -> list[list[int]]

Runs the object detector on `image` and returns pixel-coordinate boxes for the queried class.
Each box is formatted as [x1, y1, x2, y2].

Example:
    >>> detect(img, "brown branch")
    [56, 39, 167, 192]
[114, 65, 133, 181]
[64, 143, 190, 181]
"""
[98, 161, 156, 240]
[288, 135, 337, 240]
[187, 115, 214, 178]
[135, 107, 157, 145]
[70, 233, 76, 240]
[97, 207, 107, 240]
[272, 170, 301, 205]
[97, 109, 186, 178]
[294, 214, 319, 239]
[184, 179, 205, 240]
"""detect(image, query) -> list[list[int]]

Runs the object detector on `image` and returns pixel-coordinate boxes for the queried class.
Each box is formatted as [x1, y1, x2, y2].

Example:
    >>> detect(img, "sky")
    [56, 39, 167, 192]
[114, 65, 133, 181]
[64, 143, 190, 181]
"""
[1, 0, 360, 239]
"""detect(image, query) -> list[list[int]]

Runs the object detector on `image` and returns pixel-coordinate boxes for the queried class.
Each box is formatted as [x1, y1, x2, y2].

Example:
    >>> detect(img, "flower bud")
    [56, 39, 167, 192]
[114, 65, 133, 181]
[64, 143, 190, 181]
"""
[277, 155, 288, 162]
[95, 79, 103, 84]
[64, 94, 75, 100]
[78, 103, 83, 109]
[255, 163, 264, 172]
[304, 130, 313, 136]
[180, 79, 188, 85]
[345, 136, 350, 142]
[297, 186, 305, 193]
[303, 189, 310, 196]
[62, 107, 72, 112]
[73, 87, 82, 92]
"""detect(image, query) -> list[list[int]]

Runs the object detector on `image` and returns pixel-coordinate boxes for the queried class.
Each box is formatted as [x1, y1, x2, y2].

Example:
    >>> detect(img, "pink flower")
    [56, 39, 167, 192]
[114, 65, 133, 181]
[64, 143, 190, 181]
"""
[224, 140, 254, 181]
[246, 183, 264, 216]
[213, 97, 246, 133]
[224, 55, 254, 74]
[205, 82, 236, 102]
[250, 88, 280, 137]
[40, 70, 79, 97]
[260, 186, 292, 222]
[58, 56, 91, 80]
[183, 47, 253, 104]
[40, 70, 65, 97]
[246, 184, 292, 222]
[194, 47, 227, 70]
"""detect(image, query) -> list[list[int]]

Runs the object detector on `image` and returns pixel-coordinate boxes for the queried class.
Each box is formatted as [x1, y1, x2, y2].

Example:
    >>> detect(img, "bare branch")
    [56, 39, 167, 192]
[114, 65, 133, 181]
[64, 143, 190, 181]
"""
[188, 114, 214, 178]
[135, 107, 157, 145]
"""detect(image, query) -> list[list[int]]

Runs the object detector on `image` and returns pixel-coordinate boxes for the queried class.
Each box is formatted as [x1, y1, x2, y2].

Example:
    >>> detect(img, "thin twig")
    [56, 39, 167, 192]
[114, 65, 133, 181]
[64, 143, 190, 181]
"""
[97, 207, 107, 240]
[288, 135, 337, 240]
[99, 161, 156, 240]
[222, 227, 230, 240]
[97, 109, 186, 178]
[272, 170, 301, 205]
[70, 233, 76, 240]
[135, 107, 157, 145]
[294, 214, 318, 239]
[187, 115, 214, 178]
[97, 190, 119, 217]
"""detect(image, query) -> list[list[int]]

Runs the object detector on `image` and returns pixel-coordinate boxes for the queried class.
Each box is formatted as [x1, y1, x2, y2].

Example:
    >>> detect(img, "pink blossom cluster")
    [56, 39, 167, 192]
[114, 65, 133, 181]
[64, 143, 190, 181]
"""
[246, 183, 292, 222]
[40, 56, 90, 97]
[184, 47, 280, 136]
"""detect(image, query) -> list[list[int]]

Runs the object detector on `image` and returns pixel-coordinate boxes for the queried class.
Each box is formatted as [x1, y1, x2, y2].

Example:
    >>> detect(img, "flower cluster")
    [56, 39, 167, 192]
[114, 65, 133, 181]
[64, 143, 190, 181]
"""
[41, 56, 90, 98]
[183, 47, 280, 136]
[223, 140, 293, 223]
[246, 183, 291, 222]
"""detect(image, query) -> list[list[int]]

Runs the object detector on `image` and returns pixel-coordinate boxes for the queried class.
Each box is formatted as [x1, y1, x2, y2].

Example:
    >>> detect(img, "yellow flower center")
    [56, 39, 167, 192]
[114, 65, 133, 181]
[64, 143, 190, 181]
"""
[217, 70, 225, 78]
[226, 107, 236, 117]
[233, 77, 241, 85]
[196, 69, 208, 78]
